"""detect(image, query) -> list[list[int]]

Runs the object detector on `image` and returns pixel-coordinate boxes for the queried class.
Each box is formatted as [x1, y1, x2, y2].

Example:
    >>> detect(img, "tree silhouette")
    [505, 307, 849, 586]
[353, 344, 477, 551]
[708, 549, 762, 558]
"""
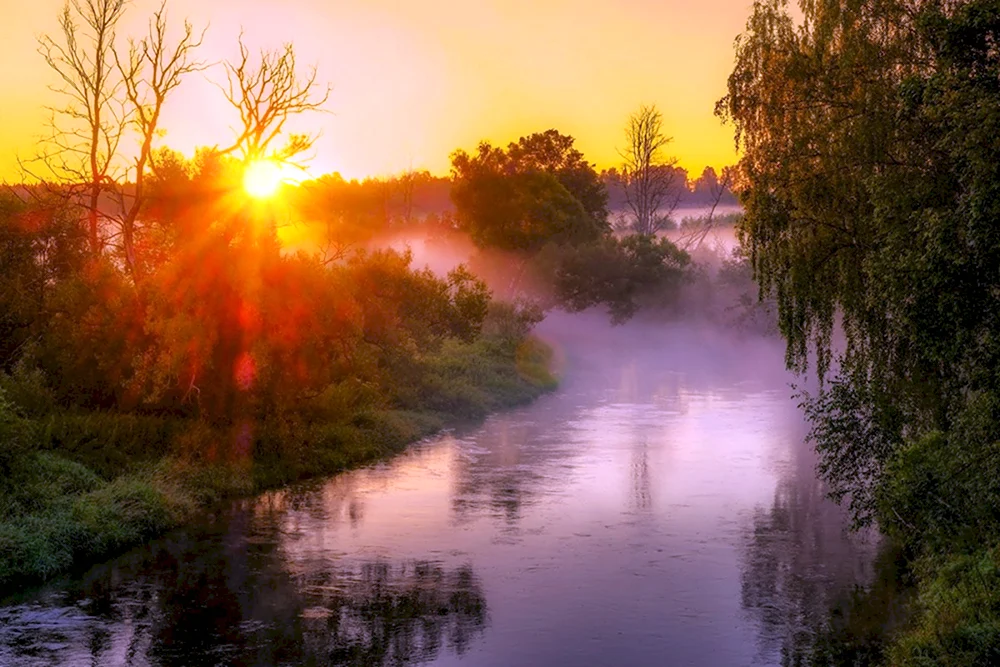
[218, 36, 331, 164]
[35, 0, 130, 254]
[33, 0, 205, 277]
[115, 1, 206, 276]
[620, 104, 683, 236]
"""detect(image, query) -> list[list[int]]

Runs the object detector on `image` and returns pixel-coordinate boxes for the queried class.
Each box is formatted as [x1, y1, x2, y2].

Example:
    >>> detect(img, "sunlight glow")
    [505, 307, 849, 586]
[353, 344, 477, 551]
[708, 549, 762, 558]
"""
[243, 160, 284, 199]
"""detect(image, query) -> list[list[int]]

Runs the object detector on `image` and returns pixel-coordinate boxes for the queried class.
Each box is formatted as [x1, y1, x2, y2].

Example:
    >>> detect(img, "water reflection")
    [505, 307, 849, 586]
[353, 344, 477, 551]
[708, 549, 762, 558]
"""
[1, 318, 878, 667]
[741, 447, 879, 665]
[0, 524, 487, 667]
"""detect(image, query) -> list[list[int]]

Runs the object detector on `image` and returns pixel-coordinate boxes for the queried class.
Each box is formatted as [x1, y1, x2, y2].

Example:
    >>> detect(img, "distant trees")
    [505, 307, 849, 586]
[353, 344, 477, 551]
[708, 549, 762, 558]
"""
[601, 165, 737, 220]
[619, 105, 683, 235]
[450, 130, 608, 253]
[287, 171, 454, 258]
[676, 166, 734, 251]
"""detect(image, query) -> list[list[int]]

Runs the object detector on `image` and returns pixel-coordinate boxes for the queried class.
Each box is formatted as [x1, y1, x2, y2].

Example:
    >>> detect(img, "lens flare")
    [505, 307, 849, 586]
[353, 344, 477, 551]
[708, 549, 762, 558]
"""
[243, 160, 283, 199]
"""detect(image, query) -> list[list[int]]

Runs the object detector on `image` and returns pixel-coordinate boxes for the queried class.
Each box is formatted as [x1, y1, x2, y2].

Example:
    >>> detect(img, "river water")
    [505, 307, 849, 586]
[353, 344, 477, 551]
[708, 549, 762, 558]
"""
[0, 316, 877, 666]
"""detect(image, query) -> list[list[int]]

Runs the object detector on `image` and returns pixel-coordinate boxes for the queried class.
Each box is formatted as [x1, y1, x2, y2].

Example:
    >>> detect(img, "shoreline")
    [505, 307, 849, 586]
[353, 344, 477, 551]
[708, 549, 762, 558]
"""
[0, 337, 557, 598]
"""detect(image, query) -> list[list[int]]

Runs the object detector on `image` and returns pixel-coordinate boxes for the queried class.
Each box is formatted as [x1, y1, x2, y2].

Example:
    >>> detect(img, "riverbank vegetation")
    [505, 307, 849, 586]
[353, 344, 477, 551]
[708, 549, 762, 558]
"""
[0, 0, 761, 598]
[721, 0, 1000, 663]
[0, 166, 556, 592]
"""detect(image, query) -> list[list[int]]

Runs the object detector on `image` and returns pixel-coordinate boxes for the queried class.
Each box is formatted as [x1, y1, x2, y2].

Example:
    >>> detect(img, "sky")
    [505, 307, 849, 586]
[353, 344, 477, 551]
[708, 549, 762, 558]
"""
[1, 0, 754, 181]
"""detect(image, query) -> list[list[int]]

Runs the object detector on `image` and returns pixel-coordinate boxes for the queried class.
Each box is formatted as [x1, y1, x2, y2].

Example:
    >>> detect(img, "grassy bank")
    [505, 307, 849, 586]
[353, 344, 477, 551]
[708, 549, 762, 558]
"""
[0, 334, 557, 595]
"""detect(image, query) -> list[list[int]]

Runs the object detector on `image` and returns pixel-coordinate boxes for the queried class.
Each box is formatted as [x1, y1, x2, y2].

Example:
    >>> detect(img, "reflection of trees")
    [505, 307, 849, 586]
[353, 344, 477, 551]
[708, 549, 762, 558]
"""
[629, 439, 652, 513]
[300, 561, 486, 665]
[741, 469, 879, 666]
[449, 413, 580, 528]
[0, 520, 487, 666]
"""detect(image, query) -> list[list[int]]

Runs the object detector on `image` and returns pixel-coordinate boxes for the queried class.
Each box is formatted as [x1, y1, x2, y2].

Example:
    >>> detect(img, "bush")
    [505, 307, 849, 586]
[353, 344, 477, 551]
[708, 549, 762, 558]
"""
[0, 363, 57, 417]
[0, 387, 35, 485]
[889, 546, 1000, 667]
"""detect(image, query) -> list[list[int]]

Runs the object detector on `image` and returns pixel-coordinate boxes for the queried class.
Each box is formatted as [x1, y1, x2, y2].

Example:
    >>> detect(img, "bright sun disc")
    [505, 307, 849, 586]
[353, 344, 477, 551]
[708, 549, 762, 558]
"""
[243, 160, 283, 199]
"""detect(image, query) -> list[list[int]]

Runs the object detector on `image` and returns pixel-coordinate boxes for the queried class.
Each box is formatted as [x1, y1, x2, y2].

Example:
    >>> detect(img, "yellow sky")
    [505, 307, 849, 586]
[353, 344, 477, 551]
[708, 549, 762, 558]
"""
[1, 0, 753, 181]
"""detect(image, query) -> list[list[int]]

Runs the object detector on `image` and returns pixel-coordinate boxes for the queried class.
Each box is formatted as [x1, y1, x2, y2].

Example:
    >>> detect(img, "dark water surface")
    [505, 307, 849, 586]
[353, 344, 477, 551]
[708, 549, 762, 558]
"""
[0, 317, 877, 666]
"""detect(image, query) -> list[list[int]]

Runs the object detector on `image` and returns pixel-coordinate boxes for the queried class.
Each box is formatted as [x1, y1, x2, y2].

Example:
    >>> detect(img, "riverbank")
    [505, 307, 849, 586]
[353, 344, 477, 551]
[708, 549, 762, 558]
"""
[0, 334, 557, 595]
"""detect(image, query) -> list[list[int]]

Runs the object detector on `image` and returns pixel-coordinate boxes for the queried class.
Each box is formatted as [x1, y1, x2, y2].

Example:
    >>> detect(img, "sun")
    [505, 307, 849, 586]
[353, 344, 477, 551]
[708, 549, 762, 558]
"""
[243, 159, 284, 199]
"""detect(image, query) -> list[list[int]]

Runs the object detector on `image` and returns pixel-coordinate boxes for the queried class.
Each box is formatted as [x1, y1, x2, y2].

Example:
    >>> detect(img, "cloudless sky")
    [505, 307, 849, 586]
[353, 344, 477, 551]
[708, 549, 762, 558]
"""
[2, 0, 754, 181]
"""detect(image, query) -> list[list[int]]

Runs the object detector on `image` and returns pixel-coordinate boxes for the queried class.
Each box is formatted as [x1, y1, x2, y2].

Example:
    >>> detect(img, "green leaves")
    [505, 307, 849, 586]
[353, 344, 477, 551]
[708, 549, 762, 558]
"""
[450, 131, 608, 253]
[723, 0, 1000, 522]
[552, 234, 690, 324]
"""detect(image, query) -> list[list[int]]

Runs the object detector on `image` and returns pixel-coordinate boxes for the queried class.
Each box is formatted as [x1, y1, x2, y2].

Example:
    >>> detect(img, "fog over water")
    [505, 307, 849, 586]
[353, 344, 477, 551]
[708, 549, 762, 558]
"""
[0, 311, 877, 666]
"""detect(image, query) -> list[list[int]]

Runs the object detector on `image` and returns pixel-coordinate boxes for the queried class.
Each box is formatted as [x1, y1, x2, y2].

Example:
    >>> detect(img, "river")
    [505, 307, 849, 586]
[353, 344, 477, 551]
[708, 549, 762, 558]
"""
[0, 315, 878, 666]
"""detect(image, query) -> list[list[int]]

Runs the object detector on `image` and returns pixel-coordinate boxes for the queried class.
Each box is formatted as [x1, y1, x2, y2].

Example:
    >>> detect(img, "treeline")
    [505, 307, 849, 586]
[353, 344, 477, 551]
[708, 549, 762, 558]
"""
[721, 0, 1000, 663]
[290, 128, 756, 327]
[602, 165, 738, 214]
[285, 162, 737, 241]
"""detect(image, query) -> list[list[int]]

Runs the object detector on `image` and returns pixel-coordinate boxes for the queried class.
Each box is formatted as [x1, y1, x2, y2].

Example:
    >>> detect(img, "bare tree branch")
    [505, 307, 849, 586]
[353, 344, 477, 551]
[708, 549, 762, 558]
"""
[619, 104, 684, 236]
[115, 1, 206, 276]
[35, 0, 130, 254]
[679, 166, 735, 251]
[216, 35, 331, 164]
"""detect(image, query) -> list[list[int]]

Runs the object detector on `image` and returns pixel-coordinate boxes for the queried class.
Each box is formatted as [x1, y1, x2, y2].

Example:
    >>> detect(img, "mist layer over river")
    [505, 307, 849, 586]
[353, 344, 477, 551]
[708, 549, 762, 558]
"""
[0, 314, 877, 666]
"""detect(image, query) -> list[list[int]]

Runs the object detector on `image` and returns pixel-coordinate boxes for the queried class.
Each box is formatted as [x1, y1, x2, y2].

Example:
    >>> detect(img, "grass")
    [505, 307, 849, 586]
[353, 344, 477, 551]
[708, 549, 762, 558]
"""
[0, 335, 557, 595]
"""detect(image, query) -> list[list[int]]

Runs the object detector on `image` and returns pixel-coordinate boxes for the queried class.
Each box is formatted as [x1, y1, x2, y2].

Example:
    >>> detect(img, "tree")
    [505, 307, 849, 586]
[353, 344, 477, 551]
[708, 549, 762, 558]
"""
[507, 129, 609, 223]
[35, 0, 130, 254]
[718, 0, 1000, 524]
[552, 234, 690, 324]
[450, 131, 608, 253]
[218, 36, 331, 164]
[619, 105, 683, 235]
[115, 2, 205, 275]
[33, 1, 205, 277]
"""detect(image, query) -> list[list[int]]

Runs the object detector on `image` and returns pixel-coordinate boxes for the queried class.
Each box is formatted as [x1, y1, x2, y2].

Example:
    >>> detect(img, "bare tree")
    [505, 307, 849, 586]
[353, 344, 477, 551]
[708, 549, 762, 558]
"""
[34, 0, 205, 274]
[218, 36, 331, 164]
[619, 104, 683, 236]
[36, 0, 130, 254]
[115, 2, 206, 275]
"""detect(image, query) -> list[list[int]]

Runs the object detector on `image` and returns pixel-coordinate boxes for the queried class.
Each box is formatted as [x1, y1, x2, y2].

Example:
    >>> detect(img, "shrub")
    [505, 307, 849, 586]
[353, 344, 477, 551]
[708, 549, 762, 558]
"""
[889, 546, 1000, 667]
[0, 387, 35, 485]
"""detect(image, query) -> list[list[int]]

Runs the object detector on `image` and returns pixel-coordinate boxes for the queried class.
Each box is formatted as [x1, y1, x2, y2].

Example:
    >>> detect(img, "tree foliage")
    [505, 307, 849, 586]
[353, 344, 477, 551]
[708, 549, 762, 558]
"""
[551, 234, 690, 324]
[722, 2, 1000, 658]
[450, 130, 608, 253]
[720, 0, 1000, 512]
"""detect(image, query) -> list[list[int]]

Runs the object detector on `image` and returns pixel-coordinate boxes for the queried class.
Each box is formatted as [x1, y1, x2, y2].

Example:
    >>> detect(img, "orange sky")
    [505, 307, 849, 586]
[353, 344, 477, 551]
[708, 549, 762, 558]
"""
[2, 0, 753, 181]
